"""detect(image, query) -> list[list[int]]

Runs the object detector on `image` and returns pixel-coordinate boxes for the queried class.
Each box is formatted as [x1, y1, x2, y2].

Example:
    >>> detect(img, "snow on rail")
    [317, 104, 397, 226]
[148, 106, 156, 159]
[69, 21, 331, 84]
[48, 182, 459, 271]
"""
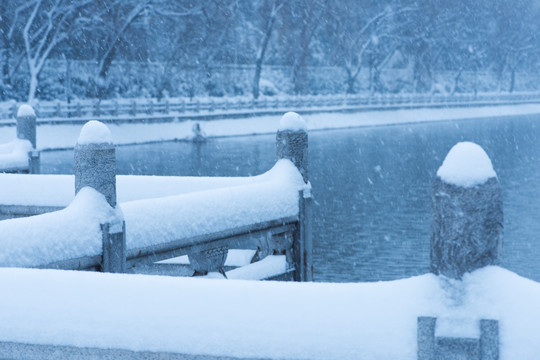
[0, 187, 117, 267]
[123, 160, 304, 249]
[0, 162, 300, 207]
[0, 160, 304, 268]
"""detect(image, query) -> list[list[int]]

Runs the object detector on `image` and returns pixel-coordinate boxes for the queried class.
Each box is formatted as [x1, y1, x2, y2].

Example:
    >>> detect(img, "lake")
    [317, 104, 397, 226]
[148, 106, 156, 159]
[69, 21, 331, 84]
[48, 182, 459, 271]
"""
[41, 114, 540, 282]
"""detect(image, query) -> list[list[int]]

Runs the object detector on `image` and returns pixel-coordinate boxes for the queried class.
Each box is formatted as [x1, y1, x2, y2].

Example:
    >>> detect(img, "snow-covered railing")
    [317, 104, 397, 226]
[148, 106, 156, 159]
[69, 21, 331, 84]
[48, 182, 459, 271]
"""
[0, 113, 313, 281]
[2, 91, 540, 123]
[0, 105, 39, 173]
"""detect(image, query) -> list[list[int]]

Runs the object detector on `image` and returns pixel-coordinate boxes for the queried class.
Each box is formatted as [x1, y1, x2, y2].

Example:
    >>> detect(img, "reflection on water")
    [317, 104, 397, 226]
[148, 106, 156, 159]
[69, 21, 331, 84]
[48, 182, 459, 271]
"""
[41, 114, 540, 282]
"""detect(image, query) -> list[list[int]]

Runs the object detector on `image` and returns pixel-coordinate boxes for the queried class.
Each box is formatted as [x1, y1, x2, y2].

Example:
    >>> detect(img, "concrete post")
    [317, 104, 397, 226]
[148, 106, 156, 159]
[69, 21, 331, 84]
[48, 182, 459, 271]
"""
[293, 188, 313, 281]
[276, 112, 308, 183]
[130, 100, 136, 116]
[417, 317, 436, 360]
[17, 105, 40, 174]
[74, 121, 117, 208]
[101, 221, 126, 273]
[417, 317, 499, 360]
[76, 102, 82, 117]
[431, 142, 502, 279]
[28, 151, 40, 174]
[10, 101, 17, 119]
[480, 319, 499, 360]
[276, 112, 312, 281]
[16, 104, 36, 149]
[93, 100, 101, 117]
[164, 99, 169, 114]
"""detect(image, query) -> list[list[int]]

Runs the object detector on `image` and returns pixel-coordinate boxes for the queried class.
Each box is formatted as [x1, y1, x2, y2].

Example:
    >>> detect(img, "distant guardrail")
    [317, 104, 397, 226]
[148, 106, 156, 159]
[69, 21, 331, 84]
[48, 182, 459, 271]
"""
[1, 91, 540, 124]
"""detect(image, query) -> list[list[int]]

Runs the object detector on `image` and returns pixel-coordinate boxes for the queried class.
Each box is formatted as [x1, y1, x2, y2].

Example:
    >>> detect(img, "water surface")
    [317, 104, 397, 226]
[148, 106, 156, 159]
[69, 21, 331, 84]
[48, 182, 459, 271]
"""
[42, 114, 540, 282]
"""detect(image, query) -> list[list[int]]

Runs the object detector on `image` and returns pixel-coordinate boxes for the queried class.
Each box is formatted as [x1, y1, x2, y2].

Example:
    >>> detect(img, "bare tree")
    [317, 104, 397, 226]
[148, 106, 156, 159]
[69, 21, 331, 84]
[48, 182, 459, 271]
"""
[0, 1, 34, 99]
[326, 2, 403, 94]
[279, 0, 326, 95]
[243, 0, 284, 99]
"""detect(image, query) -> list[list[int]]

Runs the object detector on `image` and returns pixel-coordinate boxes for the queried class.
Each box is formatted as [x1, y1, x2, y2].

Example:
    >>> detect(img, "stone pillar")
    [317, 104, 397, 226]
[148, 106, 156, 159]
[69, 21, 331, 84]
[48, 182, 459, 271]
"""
[28, 150, 40, 174]
[276, 112, 312, 281]
[276, 112, 308, 183]
[293, 188, 313, 282]
[417, 317, 499, 360]
[101, 221, 126, 273]
[480, 319, 499, 360]
[431, 142, 503, 279]
[417, 317, 436, 360]
[16, 104, 36, 148]
[74, 120, 117, 208]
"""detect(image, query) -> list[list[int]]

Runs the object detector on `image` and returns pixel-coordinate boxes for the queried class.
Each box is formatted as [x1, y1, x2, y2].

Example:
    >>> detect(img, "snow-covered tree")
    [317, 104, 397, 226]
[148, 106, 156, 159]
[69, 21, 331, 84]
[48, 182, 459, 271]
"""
[323, 1, 405, 94]
[242, 0, 285, 99]
[21, 0, 90, 102]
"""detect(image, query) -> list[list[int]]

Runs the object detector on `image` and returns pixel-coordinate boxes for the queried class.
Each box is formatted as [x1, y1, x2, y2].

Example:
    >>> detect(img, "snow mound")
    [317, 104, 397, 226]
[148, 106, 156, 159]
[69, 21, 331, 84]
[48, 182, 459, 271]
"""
[77, 121, 113, 145]
[0, 139, 32, 171]
[279, 112, 307, 131]
[0, 266, 539, 359]
[0, 187, 119, 267]
[436, 142, 496, 187]
[16, 104, 35, 118]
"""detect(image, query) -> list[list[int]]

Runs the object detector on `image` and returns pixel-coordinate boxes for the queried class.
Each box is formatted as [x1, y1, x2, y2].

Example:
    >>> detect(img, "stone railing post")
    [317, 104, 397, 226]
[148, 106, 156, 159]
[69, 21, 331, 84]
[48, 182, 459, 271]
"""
[101, 221, 126, 273]
[10, 101, 17, 119]
[276, 111, 308, 183]
[16, 104, 37, 149]
[295, 187, 313, 281]
[419, 142, 501, 360]
[417, 317, 499, 360]
[164, 99, 169, 114]
[276, 112, 312, 281]
[17, 104, 40, 174]
[28, 151, 40, 174]
[74, 120, 117, 207]
[431, 142, 502, 279]
[74, 120, 125, 273]
[129, 100, 137, 116]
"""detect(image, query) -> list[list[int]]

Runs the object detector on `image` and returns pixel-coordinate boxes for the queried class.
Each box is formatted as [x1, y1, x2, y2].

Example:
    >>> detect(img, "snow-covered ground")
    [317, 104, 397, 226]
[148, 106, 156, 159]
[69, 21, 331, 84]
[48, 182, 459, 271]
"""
[1, 103, 540, 150]
[0, 266, 539, 359]
[1, 105, 540, 358]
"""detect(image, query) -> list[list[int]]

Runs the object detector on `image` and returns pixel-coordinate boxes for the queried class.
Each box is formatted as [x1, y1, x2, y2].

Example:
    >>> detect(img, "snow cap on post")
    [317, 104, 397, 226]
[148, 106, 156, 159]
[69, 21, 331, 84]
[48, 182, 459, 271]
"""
[436, 142, 496, 188]
[278, 111, 308, 132]
[77, 120, 113, 145]
[74, 121, 117, 207]
[276, 112, 308, 183]
[16, 104, 36, 148]
[431, 142, 503, 279]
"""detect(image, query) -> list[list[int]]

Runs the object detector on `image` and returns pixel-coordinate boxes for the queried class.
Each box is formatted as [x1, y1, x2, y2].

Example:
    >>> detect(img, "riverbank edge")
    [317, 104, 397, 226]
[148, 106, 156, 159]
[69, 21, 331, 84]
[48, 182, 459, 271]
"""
[3, 102, 540, 151]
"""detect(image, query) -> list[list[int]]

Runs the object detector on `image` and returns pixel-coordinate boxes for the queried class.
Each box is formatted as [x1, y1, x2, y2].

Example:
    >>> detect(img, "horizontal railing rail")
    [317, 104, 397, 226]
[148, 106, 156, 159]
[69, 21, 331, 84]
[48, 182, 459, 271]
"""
[34, 216, 298, 276]
[126, 217, 297, 269]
